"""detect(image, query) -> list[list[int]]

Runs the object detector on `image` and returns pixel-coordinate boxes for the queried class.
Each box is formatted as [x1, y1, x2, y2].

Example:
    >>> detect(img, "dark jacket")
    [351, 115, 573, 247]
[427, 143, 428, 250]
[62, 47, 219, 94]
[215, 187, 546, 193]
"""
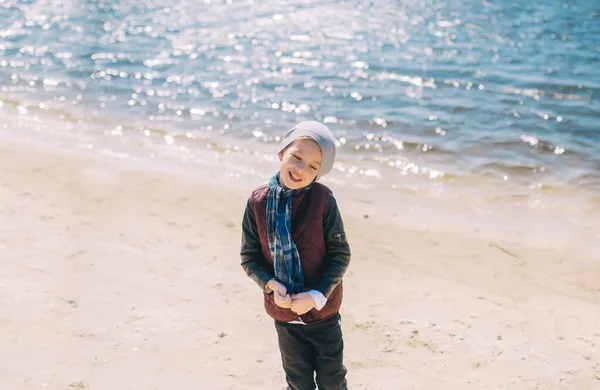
[241, 182, 351, 324]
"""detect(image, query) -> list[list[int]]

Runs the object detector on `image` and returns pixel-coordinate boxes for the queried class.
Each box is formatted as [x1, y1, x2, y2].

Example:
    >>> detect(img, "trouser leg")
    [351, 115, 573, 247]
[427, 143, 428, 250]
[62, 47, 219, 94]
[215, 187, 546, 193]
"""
[275, 321, 317, 390]
[311, 314, 347, 390]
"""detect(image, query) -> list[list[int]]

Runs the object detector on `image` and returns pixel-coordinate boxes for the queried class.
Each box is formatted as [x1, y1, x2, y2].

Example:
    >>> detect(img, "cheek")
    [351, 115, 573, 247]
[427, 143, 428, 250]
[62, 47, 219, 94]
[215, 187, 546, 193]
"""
[284, 158, 297, 168]
[281, 160, 295, 173]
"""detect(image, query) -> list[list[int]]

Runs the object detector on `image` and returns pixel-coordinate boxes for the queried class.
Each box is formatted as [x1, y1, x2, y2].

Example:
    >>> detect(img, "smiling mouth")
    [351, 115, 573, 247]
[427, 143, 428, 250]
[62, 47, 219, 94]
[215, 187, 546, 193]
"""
[289, 171, 302, 182]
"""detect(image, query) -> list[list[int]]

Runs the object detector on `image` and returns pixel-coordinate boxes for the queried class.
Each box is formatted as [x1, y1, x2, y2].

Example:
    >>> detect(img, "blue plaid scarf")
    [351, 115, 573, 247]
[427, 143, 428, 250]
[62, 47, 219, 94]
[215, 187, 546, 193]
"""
[266, 172, 312, 295]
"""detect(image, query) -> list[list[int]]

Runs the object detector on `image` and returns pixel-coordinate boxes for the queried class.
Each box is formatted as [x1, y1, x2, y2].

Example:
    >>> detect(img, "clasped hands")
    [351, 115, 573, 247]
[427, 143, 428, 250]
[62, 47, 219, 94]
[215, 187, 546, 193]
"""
[266, 279, 315, 315]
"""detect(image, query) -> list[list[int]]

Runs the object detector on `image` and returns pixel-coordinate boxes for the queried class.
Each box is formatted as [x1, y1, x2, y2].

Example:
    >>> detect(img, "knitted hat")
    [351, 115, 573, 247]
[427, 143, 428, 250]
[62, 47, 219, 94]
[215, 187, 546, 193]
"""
[278, 121, 337, 180]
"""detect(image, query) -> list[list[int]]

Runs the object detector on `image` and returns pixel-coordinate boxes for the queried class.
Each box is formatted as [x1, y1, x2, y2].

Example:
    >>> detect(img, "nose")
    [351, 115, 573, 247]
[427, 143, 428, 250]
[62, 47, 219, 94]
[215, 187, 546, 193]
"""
[296, 161, 306, 172]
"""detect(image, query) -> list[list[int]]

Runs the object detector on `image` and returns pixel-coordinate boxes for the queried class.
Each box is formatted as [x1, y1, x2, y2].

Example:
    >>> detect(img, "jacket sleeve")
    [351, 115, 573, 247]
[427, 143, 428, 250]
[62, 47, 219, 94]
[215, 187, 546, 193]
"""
[313, 194, 351, 298]
[240, 197, 274, 291]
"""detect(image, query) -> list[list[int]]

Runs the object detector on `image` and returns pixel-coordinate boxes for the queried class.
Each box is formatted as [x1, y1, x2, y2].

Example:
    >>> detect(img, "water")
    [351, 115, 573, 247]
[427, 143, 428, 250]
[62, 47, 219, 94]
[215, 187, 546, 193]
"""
[1, 0, 599, 198]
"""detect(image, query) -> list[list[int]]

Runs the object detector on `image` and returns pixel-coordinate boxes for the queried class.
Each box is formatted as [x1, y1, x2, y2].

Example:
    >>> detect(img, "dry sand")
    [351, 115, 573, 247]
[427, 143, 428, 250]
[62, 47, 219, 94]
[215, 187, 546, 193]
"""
[1, 140, 599, 390]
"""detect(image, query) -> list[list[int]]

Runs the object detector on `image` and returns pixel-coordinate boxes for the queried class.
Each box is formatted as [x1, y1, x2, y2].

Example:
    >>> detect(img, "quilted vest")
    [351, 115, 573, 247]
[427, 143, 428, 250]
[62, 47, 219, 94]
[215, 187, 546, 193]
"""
[250, 182, 343, 324]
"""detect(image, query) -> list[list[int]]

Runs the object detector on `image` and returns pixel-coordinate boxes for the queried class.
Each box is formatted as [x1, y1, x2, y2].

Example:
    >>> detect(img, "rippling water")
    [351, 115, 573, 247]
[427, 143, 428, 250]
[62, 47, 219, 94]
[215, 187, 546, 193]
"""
[1, 0, 599, 192]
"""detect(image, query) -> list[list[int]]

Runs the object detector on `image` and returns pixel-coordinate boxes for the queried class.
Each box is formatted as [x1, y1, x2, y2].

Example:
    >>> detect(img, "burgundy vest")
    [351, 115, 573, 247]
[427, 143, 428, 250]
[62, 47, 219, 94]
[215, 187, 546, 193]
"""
[251, 182, 343, 324]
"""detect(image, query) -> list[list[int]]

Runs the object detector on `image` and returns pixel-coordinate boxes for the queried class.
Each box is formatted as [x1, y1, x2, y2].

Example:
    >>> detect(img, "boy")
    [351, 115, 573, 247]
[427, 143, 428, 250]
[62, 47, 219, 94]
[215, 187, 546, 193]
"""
[241, 121, 351, 390]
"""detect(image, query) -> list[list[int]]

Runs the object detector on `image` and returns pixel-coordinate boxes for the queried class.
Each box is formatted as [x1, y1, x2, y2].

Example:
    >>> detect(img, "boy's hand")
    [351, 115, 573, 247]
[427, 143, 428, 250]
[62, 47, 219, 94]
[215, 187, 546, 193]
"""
[290, 293, 316, 315]
[267, 279, 292, 309]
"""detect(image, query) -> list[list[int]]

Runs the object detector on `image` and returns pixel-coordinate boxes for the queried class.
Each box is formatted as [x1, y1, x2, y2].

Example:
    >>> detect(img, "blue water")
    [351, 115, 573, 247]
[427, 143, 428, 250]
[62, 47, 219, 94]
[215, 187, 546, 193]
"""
[1, 0, 599, 190]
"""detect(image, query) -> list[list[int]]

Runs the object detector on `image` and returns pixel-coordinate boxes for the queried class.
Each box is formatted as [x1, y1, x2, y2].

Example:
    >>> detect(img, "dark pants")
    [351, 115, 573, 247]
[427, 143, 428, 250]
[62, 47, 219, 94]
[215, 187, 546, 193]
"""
[275, 313, 348, 390]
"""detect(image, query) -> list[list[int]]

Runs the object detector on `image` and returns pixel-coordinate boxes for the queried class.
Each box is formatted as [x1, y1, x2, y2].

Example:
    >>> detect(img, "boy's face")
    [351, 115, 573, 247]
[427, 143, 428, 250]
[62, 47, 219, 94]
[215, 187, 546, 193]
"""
[278, 138, 322, 190]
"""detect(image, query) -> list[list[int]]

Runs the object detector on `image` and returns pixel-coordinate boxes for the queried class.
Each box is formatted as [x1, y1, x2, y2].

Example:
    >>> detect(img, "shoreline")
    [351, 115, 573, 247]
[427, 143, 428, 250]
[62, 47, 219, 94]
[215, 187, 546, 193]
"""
[2, 109, 598, 257]
[1, 136, 599, 389]
[1, 96, 599, 194]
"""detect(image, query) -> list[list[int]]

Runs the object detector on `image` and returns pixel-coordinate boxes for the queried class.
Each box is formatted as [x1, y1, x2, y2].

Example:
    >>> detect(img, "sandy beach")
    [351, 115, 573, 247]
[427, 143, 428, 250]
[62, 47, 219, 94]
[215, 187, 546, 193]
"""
[1, 139, 599, 390]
